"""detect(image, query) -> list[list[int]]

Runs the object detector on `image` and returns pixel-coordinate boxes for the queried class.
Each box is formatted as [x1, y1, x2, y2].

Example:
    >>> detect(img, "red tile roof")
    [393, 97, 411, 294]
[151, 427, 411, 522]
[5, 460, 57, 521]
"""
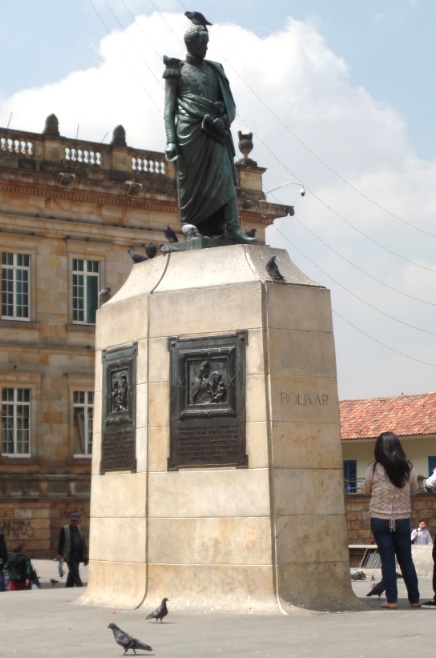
[340, 392, 436, 440]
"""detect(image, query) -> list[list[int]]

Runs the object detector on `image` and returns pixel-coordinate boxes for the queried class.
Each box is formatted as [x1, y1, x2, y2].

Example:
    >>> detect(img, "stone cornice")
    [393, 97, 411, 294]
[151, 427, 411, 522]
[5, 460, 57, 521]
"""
[0, 179, 178, 213]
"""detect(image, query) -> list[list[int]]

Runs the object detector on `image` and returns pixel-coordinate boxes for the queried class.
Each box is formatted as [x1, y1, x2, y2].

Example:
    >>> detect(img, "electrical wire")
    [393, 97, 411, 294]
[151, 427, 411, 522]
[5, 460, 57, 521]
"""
[271, 222, 436, 367]
[89, 1, 436, 367]
[272, 221, 436, 335]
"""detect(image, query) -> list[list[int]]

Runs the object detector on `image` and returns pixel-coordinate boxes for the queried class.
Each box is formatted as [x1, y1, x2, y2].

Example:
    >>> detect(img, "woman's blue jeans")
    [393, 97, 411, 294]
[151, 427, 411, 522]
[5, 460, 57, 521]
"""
[371, 517, 419, 604]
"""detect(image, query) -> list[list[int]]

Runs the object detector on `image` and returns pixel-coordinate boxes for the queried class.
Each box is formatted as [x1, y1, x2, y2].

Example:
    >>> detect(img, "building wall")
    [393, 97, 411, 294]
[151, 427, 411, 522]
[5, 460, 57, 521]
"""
[346, 493, 436, 545]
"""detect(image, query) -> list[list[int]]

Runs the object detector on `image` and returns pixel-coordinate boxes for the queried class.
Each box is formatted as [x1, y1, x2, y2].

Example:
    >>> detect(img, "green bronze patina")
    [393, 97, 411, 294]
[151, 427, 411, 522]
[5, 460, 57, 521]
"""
[163, 25, 255, 246]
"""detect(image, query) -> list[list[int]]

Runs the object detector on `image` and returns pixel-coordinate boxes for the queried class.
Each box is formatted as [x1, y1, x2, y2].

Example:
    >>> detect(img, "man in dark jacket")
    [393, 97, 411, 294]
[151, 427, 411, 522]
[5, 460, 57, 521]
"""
[0, 530, 8, 592]
[56, 512, 88, 587]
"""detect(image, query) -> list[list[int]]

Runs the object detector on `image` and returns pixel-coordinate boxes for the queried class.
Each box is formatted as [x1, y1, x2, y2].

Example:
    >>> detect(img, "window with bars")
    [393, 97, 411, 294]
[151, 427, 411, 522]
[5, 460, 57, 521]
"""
[1, 252, 30, 320]
[72, 258, 99, 324]
[344, 459, 357, 493]
[1, 388, 31, 456]
[73, 391, 94, 456]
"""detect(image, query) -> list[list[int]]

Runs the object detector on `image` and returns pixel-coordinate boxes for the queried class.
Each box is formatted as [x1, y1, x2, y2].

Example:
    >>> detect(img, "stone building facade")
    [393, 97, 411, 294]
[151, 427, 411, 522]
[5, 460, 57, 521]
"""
[0, 115, 293, 557]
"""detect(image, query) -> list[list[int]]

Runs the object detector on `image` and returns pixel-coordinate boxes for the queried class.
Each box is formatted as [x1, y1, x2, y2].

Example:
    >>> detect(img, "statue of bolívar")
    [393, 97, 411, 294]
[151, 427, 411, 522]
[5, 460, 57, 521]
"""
[163, 25, 255, 244]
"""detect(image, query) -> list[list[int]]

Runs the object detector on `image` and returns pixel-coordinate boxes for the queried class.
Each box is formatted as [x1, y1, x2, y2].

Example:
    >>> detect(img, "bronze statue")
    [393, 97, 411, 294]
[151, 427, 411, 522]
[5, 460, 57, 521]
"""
[163, 24, 255, 244]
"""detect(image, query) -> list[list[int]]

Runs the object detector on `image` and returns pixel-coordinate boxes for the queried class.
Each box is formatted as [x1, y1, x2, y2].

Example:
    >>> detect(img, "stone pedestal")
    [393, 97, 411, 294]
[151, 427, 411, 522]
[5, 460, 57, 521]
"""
[81, 244, 359, 613]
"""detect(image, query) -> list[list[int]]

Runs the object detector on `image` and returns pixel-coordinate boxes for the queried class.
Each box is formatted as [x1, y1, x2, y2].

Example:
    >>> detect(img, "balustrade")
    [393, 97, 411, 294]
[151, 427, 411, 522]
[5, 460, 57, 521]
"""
[0, 136, 33, 155]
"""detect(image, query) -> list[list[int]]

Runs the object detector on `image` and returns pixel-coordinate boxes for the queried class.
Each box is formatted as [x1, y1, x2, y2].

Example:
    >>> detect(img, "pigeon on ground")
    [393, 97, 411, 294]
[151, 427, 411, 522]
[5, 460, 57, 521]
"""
[350, 569, 366, 581]
[164, 225, 179, 243]
[366, 579, 385, 598]
[50, 578, 59, 586]
[127, 248, 147, 264]
[98, 287, 111, 308]
[108, 623, 152, 655]
[182, 224, 202, 238]
[144, 243, 157, 259]
[265, 256, 285, 281]
[146, 597, 169, 623]
[185, 11, 212, 28]
[245, 228, 256, 238]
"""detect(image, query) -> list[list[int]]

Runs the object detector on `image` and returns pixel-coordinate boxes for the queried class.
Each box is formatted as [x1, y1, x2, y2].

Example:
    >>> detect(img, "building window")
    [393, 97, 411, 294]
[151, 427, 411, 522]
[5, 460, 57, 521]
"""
[72, 258, 99, 324]
[428, 457, 436, 476]
[1, 252, 30, 320]
[344, 460, 357, 493]
[1, 388, 31, 456]
[73, 391, 94, 456]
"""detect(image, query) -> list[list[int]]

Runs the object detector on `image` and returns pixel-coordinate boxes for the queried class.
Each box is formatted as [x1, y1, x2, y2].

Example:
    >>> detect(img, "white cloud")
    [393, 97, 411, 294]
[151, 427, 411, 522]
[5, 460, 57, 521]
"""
[1, 11, 435, 398]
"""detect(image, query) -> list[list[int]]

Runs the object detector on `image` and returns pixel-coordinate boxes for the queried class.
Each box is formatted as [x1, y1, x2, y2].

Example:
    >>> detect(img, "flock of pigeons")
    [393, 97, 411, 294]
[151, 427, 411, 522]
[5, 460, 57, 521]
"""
[97, 225, 286, 310]
[108, 597, 169, 655]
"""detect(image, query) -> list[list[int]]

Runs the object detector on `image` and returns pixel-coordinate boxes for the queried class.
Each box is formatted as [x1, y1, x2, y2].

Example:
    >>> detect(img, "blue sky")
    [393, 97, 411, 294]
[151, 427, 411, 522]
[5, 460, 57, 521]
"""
[1, 0, 436, 400]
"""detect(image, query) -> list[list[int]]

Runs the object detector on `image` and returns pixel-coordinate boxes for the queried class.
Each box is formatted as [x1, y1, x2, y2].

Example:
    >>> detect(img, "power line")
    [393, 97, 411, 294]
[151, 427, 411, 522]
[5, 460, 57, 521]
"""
[92, 2, 436, 366]
[87, 0, 162, 113]
[291, 215, 436, 307]
[272, 222, 436, 367]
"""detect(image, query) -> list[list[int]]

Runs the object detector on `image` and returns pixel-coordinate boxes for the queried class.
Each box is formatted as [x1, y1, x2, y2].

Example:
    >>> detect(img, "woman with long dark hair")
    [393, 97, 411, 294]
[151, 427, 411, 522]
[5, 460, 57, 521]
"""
[362, 431, 420, 609]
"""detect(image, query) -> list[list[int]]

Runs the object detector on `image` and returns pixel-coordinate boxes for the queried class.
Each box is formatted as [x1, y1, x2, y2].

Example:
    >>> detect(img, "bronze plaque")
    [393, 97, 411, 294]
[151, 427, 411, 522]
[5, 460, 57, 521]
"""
[168, 332, 248, 469]
[100, 344, 137, 474]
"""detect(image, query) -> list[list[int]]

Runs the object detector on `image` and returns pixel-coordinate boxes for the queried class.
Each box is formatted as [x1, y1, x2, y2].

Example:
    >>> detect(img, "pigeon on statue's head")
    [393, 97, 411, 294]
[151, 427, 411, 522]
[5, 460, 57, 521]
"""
[185, 11, 212, 29]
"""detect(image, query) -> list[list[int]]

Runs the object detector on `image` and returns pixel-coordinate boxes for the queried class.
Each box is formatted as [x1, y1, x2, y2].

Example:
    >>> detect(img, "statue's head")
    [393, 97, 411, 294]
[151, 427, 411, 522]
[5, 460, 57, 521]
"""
[184, 25, 209, 59]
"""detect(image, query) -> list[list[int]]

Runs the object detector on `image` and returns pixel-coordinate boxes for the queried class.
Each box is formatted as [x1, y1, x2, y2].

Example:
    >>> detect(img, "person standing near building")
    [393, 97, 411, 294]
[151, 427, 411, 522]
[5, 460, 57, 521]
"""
[411, 520, 433, 544]
[0, 530, 8, 592]
[362, 431, 420, 609]
[56, 512, 88, 587]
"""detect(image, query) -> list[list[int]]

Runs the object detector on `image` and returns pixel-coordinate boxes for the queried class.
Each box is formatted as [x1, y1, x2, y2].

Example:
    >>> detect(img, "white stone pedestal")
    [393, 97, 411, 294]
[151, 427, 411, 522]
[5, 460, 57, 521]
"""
[81, 244, 359, 613]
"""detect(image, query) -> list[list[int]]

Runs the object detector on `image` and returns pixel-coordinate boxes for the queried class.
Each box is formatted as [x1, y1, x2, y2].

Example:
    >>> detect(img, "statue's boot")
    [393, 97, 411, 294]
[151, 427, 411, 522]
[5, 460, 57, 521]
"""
[224, 199, 256, 244]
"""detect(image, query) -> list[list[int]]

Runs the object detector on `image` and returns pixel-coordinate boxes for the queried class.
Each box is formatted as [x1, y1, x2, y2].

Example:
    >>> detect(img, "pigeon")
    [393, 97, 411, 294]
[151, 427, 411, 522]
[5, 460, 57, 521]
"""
[245, 228, 256, 238]
[146, 597, 169, 623]
[127, 248, 147, 264]
[98, 287, 111, 308]
[184, 11, 212, 28]
[144, 243, 157, 259]
[50, 578, 59, 586]
[366, 579, 385, 598]
[265, 256, 285, 281]
[164, 225, 179, 243]
[108, 623, 152, 655]
[182, 223, 201, 238]
[350, 569, 366, 581]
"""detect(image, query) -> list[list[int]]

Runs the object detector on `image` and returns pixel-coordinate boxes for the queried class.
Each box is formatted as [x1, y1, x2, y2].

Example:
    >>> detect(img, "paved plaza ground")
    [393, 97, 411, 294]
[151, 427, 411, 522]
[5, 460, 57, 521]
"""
[1, 561, 435, 658]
